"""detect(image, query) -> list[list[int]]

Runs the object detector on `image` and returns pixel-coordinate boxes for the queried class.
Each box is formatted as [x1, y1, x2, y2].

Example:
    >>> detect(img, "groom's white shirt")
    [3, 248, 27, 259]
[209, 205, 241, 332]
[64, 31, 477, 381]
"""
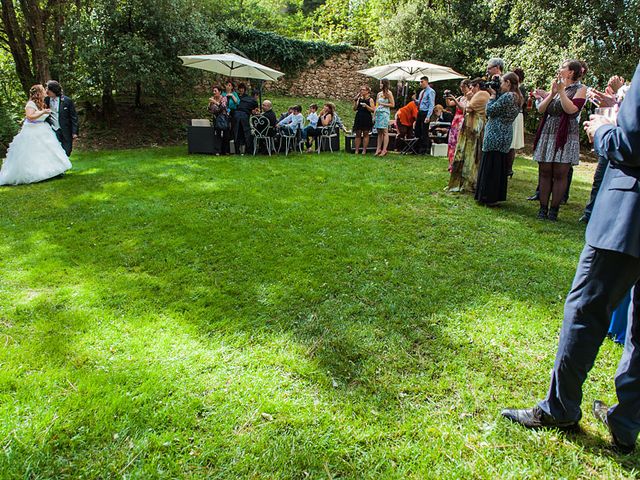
[50, 96, 60, 131]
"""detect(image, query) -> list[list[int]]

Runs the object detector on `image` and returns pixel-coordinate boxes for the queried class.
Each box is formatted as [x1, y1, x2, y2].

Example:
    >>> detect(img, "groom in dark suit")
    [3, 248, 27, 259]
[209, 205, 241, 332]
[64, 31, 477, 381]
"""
[501, 62, 640, 453]
[45, 80, 79, 156]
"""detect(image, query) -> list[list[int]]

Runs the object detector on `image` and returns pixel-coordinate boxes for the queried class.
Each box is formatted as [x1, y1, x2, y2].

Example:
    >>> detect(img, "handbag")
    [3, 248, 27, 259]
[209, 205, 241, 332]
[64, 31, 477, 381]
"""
[215, 113, 229, 131]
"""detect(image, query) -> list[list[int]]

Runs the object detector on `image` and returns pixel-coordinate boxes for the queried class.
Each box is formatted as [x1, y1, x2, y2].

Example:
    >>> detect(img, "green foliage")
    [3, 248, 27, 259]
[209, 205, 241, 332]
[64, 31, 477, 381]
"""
[493, 0, 640, 88]
[0, 52, 23, 154]
[59, 0, 225, 101]
[374, 0, 516, 78]
[309, 0, 392, 46]
[219, 24, 352, 74]
[1, 149, 636, 477]
[202, 0, 311, 38]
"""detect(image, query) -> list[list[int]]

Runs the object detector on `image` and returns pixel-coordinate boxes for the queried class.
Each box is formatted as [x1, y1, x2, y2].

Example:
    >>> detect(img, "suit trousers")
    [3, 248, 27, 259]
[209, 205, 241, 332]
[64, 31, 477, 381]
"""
[55, 129, 73, 156]
[539, 244, 640, 445]
[415, 111, 431, 154]
[233, 111, 252, 151]
[583, 155, 608, 220]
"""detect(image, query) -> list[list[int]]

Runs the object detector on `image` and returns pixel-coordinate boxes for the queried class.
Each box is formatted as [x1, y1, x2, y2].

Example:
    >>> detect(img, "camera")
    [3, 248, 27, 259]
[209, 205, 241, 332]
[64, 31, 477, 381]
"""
[484, 76, 501, 91]
[443, 89, 452, 97]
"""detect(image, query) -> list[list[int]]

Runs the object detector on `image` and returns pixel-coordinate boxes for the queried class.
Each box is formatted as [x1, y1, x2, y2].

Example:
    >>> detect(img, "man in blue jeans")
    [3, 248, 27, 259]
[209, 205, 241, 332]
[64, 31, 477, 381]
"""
[501, 62, 640, 454]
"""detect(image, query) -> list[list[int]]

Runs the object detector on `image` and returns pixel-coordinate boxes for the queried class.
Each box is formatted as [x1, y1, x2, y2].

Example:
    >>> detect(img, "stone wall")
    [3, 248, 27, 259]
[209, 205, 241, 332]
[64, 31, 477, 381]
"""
[265, 49, 373, 100]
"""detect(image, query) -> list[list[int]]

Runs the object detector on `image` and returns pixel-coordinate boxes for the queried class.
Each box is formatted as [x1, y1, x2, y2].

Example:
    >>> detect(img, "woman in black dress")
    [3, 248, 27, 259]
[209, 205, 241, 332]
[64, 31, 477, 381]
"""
[352, 85, 375, 154]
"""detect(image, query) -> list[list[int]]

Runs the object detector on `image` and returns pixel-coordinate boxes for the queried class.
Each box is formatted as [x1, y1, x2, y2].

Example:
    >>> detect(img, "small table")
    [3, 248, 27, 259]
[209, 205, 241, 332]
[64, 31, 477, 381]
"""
[345, 133, 396, 153]
[187, 126, 217, 154]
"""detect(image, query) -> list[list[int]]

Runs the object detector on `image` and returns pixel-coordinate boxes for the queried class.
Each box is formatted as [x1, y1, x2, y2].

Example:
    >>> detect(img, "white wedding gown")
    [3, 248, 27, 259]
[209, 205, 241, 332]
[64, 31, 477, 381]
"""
[0, 100, 72, 186]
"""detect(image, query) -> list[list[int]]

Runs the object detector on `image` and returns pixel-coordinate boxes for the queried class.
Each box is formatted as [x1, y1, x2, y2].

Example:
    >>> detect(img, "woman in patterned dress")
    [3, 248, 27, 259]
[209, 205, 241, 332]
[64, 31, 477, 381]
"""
[374, 79, 395, 157]
[533, 60, 588, 221]
[447, 78, 490, 192]
[475, 72, 523, 205]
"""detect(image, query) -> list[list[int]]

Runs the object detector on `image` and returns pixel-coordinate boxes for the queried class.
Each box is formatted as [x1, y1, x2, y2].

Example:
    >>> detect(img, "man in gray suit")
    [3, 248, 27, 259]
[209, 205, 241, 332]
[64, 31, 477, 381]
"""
[501, 62, 640, 454]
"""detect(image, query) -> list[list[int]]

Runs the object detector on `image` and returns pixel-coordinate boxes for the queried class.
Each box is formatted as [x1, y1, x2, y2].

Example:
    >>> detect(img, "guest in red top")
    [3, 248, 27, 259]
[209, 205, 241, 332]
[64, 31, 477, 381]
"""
[394, 93, 419, 149]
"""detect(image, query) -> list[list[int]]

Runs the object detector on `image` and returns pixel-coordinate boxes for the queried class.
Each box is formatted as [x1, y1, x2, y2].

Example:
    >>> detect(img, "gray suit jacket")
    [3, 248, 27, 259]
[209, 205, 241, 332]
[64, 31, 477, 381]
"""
[587, 63, 640, 257]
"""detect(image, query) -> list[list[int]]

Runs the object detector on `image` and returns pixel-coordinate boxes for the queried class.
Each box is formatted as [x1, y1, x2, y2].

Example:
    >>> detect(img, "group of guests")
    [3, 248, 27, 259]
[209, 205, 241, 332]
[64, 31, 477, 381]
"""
[207, 80, 258, 155]
[445, 59, 527, 206]
[208, 63, 612, 224]
[277, 102, 344, 152]
[444, 57, 589, 221]
[207, 80, 348, 154]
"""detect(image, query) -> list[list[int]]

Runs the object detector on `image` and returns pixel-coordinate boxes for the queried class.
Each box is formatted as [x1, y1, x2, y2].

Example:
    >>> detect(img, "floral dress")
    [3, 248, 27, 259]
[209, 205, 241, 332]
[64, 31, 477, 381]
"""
[374, 94, 391, 130]
[447, 96, 468, 170]
[533, 82, 584, 165]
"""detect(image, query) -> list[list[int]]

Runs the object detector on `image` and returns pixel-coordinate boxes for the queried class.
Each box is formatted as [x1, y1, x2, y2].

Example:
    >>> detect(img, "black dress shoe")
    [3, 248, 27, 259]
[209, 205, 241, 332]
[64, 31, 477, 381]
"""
[501, 406, 579, 430]
[527, 192, 540, 201]
[593, 400, 636, 454]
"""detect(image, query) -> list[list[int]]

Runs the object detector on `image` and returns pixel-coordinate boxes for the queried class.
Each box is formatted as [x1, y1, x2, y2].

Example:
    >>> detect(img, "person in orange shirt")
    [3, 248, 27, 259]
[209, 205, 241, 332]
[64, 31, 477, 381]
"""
[394, 93, 418, 151]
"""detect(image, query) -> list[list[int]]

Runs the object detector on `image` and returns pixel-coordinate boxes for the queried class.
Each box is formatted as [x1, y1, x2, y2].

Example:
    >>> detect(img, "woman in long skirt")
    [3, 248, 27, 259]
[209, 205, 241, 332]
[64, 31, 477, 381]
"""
[475, 72, 523, 205]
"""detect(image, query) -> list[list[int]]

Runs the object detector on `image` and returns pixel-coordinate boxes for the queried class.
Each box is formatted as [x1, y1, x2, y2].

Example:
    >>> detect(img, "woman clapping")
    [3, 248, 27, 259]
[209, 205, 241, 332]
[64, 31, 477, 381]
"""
[532, 60, 587, 221]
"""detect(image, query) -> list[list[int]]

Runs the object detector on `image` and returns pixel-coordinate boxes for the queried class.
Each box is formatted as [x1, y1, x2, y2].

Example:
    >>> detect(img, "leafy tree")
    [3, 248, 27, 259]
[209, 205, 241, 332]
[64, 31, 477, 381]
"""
[0, 0, 70, 93]
[309, 0, 393, 47]
[374, 0, 515, 77]
[497, 0, 640, 87]
[66, 0, 225, 113]
[0, 49, 22, 153]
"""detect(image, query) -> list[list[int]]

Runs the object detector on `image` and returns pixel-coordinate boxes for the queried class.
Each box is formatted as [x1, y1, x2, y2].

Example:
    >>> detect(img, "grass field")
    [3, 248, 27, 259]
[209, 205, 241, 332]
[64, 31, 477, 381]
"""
[0, 148, 637, 478]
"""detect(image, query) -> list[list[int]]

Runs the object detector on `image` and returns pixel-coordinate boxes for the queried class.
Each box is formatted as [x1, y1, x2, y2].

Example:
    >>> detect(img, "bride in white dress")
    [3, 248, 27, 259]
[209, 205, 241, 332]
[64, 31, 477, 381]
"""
[0, 84, 72, 186]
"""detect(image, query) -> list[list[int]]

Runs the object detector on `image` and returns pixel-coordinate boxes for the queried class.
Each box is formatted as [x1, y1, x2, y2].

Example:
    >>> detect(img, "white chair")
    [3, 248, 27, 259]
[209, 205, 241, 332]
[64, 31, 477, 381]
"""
[316, 118, 338, 154]
[250, 115, 275, 156]
[278, 126, 304, 156]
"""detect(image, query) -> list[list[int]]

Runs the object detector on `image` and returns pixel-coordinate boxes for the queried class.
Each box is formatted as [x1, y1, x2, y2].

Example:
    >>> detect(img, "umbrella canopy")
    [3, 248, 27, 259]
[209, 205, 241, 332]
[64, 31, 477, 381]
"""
[179, 53, 285, 81]
[358, 60, 465, 82]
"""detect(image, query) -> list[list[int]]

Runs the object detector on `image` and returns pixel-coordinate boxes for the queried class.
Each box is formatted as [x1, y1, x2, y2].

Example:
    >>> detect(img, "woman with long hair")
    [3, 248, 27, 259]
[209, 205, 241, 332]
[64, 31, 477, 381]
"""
[532, 60, 588, 221]
[352, 85, 375, 154]
[0, 85, 71, 185]
[374, 79, 395, 156]
[475, 72, 523, 205]
[307, 102, 335, 152]
[506, 68, 527, 177]
[446, 79, 471, 171]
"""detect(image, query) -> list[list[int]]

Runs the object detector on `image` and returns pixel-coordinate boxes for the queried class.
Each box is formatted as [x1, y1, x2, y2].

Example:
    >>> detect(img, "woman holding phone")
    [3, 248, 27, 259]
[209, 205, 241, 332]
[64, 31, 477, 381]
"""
[352, 86, 375, 154]
[446, 79, 472, 171]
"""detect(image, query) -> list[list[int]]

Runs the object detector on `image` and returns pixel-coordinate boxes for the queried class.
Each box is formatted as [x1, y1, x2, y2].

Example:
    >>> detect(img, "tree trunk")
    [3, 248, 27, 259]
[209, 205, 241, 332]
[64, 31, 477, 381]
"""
[19, 0, 51, 83]
[102, 85, 116, 118]
[0, 0, 35, 93]
[135, 80, 142, 108]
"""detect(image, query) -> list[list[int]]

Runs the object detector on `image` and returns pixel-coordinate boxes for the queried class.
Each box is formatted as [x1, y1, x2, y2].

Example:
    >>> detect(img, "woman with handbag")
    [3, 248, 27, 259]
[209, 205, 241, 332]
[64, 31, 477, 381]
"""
[208, 85, 228, 155]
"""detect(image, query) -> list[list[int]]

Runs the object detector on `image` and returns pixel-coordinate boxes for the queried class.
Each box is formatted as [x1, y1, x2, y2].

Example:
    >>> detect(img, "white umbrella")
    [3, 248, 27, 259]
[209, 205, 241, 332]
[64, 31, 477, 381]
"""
[179, 53, 285, 110]
[179, 53, 285, 81]
[358, 60, 465, 82]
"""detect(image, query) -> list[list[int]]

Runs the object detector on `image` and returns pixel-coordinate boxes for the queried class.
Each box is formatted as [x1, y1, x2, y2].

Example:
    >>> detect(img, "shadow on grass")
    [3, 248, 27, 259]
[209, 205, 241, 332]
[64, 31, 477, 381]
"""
[1, 148, 627, 477]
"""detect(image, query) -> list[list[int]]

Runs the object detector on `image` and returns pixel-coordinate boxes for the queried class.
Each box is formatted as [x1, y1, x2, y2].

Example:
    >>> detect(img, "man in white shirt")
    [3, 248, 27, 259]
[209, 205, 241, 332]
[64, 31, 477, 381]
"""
[45, 80, 79, 156]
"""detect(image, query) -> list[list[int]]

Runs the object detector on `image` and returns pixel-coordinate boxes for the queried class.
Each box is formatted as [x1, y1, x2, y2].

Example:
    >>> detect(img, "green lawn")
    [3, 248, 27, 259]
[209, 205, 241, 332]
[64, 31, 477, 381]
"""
[0, 148, 636, 479]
